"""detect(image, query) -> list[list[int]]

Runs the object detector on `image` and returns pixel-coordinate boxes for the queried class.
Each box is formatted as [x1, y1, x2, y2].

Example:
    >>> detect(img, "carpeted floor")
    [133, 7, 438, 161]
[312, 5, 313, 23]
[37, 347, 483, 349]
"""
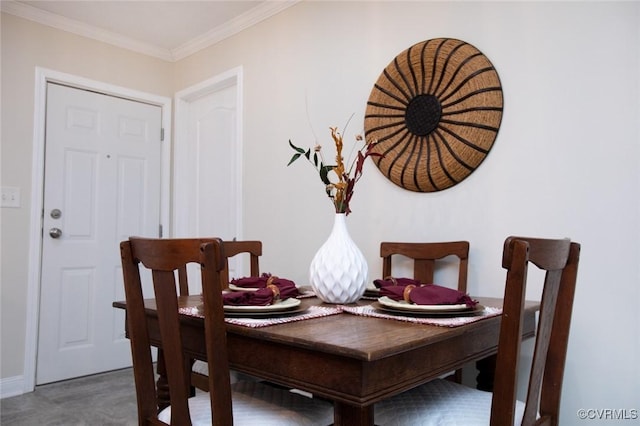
[1, 368, 138, 426]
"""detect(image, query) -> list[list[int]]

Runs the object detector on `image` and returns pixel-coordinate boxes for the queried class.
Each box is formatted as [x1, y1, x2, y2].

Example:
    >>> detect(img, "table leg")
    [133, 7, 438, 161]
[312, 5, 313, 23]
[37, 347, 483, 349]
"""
[476, 354, 497, 391]
[334, 402, 375, 426]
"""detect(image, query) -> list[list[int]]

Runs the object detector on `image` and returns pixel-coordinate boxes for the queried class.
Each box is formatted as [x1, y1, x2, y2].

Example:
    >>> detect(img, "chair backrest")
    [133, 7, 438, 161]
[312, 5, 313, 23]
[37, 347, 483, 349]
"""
[120, 237, 233, 425]
[176, 239, 262, 294]
[380, 241, 469, 292]
[491, 236, 580, 426]
[219, 240, 262, 289]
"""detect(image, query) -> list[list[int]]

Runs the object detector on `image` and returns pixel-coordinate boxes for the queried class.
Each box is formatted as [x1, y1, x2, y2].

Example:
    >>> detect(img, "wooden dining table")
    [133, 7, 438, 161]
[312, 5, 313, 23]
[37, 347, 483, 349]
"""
[113, 295, 538, 426]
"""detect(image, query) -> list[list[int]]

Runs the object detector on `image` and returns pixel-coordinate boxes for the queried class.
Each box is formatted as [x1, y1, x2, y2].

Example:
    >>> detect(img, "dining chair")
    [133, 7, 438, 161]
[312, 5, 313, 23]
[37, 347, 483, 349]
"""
[188, 240, 262, 391]
[380, 241, 470, 382]
[380, 241, 469, 292]
[149, 237, 260, 392]
[374, 236, 581, 426]
[177, 239, 262, 293]
[219, 240, 262, 289]
[120, 237, 334, 425]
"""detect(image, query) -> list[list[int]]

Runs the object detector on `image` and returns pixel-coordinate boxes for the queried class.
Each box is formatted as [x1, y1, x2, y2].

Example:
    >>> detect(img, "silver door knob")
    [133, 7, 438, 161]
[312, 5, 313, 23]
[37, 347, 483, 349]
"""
[49, 228, 62, 239]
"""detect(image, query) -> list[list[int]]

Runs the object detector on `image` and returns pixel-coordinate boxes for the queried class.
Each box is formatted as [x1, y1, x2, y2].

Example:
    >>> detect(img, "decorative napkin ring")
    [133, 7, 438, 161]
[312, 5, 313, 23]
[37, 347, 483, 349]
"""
[403, 284, 416, 302]
[266, 284, 280, 301]
[384, 276, 399, 286]
[266, 275, 278, 286]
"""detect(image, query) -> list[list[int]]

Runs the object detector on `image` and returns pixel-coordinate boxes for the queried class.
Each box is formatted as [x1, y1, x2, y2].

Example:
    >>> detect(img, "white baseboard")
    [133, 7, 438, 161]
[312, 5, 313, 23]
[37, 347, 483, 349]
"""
[0, 375, 27, 399]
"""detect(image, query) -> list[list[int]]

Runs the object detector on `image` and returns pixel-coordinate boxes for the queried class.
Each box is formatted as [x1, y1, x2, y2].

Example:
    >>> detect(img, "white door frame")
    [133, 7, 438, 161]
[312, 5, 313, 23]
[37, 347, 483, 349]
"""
[22, 67, 172, 393]
[173, 66, 243, 239]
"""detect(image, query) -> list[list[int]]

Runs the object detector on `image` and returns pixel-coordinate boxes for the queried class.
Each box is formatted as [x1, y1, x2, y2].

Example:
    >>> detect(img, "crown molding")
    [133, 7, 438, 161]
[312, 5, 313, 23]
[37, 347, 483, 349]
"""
[172, 1, 300, 61]
[1, 0, 299, 62]
[1, 1, 174, 61]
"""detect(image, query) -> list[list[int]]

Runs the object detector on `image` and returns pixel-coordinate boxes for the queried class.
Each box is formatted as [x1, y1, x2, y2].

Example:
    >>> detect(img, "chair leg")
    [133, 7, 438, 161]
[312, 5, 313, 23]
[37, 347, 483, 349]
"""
[476, 354, 497, 391]
[190, 371, 209, 392]
[156, 350, 170, 411]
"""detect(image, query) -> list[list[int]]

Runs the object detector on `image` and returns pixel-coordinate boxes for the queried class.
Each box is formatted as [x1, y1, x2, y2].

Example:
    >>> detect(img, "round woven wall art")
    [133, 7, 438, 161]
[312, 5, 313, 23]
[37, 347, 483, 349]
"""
[364, 38, 503, 192]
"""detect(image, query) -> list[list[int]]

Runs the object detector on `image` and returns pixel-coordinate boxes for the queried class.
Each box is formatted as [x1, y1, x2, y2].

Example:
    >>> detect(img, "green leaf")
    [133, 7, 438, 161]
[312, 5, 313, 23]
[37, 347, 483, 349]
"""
[313, 152, 319, 167]
[287, 153, 302, 166]
[320, 165, 333, 185]
[288, 139, 305, 153]
[304, 149, 311, 160]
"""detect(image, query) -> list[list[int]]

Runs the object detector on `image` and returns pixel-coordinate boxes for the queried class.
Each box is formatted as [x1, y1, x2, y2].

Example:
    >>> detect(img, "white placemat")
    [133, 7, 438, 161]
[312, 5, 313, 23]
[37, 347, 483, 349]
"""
[340, 305, 502, 327]
[179, 305, 343, 328]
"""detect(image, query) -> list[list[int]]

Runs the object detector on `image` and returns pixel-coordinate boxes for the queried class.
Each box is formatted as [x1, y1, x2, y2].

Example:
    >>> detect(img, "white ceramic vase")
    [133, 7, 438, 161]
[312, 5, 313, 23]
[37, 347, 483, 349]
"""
[309, 213, 368, 304]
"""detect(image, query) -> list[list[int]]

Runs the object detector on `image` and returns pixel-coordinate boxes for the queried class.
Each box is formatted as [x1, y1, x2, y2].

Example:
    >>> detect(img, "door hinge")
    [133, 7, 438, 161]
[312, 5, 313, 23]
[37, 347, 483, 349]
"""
[159, 224, 163, 238]
[160, 128, 165, 141]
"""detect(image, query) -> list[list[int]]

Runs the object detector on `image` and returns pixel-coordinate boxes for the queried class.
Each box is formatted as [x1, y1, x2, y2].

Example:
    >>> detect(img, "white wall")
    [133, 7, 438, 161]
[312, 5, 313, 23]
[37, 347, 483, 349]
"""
[175, 2, 640, 424]
[2, 2, 639, 424]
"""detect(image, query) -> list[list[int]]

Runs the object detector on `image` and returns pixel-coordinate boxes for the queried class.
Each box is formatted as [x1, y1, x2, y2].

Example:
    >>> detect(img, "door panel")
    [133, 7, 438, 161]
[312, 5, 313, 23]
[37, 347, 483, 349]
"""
[37, 83, 162, 384]
[186, 85, 237, 239]
[175, 80, 241, 293]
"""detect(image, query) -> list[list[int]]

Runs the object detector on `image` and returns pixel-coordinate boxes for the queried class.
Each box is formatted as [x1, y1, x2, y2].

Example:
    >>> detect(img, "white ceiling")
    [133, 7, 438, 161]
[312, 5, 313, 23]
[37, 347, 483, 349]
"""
[1, 0, 298, 61]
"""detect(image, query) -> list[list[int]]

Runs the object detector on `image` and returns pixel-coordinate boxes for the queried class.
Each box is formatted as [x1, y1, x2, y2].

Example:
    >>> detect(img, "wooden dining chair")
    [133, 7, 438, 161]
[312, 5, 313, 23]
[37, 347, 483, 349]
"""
[380, 241, 469, 292]
[380, 240, 470, 382]
[374, 236, 581, 426]
[148, 237, 260, 392]
[188, 240, 262, 391]
[176, 239, 262, 293]
[219, 240, 262, 290]
[120, 237, 333, 425]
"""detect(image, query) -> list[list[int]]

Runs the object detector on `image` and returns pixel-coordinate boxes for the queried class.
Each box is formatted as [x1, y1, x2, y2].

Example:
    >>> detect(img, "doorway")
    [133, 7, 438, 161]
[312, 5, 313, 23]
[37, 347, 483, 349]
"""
[36, 83, 162, 384]
[24, 68, 171, 391]
[173, 67, 244, 292]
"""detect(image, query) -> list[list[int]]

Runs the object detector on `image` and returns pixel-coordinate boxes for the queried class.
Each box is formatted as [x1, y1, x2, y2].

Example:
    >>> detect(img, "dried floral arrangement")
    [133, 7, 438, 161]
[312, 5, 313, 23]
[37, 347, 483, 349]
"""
[288, 116, 379, 215]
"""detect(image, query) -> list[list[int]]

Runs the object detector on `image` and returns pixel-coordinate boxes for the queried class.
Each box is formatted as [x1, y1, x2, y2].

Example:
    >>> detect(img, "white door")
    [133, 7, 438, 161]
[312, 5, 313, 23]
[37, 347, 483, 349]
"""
[37, 83, 162, 384]
[174, 76, 241, 292]
[189, 86, 237, 239]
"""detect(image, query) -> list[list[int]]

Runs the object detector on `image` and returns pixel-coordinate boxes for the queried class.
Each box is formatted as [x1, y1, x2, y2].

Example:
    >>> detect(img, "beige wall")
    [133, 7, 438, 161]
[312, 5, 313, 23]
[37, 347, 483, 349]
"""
[0, 13, 173, 377]
[2, 2, 639, 424]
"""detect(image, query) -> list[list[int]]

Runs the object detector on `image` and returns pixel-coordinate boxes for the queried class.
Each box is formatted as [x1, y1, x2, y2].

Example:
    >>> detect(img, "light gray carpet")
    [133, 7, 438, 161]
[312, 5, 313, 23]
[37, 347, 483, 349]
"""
[1, 368, 138, 425]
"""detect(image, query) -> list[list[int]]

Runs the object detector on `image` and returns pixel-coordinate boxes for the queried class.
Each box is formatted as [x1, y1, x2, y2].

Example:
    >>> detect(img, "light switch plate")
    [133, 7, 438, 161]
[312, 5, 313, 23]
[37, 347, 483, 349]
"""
[1, 187, 21, 208]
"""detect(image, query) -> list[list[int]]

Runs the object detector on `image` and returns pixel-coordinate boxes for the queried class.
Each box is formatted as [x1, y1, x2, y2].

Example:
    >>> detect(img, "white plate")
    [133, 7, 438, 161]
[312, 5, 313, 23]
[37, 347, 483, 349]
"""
[377, 296, 470, 312]
[223, 297, 301, 313]
[374, 302, 485, 317]
[228, 283, 316, 298]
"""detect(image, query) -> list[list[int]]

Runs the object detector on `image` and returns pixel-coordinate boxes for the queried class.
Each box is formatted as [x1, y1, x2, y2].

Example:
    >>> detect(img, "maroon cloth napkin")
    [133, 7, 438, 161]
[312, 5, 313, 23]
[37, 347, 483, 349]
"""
[223, 288, 276, 306]
[223, 275, 299, 306]
[376, 278, 477, 307]
[231, 273, 298, 295]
